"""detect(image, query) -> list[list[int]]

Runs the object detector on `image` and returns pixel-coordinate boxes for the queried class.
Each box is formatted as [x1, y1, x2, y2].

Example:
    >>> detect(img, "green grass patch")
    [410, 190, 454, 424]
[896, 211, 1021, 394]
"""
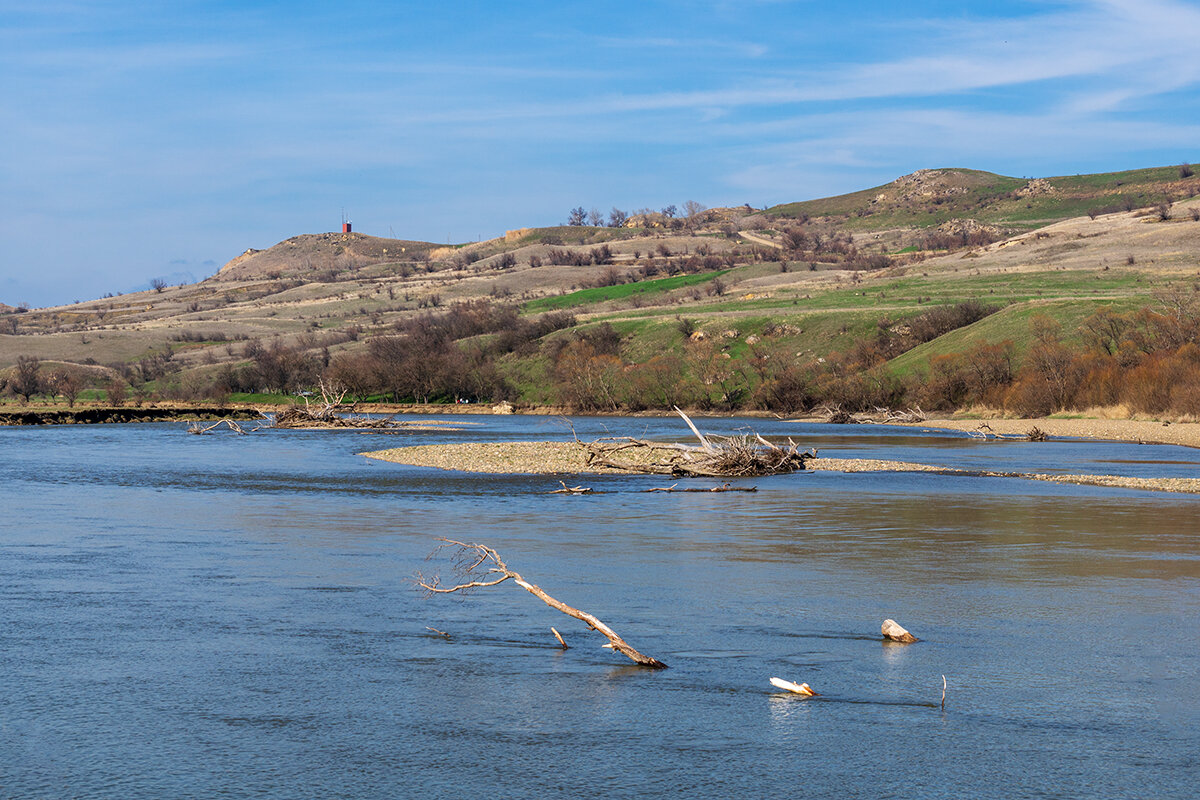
[885, 296, 1147, 377]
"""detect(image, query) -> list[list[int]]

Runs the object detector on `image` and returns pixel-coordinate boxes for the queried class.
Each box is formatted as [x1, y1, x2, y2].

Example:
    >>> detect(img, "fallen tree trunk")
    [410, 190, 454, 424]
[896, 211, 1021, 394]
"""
[416, 539, 667, 668]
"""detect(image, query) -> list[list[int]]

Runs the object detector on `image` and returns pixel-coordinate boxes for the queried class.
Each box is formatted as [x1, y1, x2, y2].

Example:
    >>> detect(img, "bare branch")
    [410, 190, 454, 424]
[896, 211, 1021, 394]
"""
[417, 539, 667, 668]
[674, 406, 714, 452]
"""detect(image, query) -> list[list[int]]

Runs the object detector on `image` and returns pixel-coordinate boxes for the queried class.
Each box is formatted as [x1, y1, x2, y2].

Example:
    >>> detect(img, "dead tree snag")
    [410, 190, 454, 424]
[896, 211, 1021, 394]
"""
[416, 539, 667, 668]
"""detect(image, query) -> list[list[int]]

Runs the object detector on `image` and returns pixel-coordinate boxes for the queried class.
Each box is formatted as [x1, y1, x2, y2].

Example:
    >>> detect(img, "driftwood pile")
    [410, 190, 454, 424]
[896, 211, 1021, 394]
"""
[966, 423, 1049, 442]
[820, 404, 927, 425]
[579, 408, 813, 478]
[187, 419, 252, 435]
[266, 383, 399, 429]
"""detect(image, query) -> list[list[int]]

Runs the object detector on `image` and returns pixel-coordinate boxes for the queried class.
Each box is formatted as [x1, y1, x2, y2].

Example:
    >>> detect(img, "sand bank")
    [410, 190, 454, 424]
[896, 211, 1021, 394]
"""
[361, 441, 1200, 495]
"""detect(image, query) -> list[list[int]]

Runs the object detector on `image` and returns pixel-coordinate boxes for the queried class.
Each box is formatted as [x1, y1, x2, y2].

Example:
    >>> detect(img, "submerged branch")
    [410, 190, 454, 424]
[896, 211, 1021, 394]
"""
[416, 539, 667, 668]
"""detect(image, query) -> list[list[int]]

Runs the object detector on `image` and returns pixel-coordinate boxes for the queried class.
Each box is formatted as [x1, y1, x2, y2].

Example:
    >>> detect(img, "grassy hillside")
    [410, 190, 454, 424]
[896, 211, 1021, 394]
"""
[765, 164, 1194, 233]
[3, 162, 1199, 416]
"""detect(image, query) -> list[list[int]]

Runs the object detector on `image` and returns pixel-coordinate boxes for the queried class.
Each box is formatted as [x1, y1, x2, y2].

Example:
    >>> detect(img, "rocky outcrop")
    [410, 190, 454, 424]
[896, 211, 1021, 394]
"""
[1016, 178, 1056, 198]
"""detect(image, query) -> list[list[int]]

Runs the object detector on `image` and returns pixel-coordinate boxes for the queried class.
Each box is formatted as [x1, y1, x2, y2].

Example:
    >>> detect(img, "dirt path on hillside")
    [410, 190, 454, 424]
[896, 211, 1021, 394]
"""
[738, 231, 783, 249]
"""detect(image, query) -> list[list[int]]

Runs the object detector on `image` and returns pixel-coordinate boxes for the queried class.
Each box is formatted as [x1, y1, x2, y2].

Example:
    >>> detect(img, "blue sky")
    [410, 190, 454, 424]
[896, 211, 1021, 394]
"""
[3, 0, 1199, 308]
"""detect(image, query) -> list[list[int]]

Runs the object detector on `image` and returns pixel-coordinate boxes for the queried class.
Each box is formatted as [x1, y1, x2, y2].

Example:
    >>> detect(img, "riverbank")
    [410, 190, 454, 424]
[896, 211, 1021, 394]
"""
[5, 400, 1200, 451]
[896, 417, 1200, 450]
[0, 405, 257, 426]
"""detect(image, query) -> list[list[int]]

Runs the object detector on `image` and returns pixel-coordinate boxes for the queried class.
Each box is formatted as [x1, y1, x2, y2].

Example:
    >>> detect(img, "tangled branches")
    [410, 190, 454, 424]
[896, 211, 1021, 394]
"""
[819, 404, 927, 425]
[578, 408, 813, 478]
[266, 381, 399, 429]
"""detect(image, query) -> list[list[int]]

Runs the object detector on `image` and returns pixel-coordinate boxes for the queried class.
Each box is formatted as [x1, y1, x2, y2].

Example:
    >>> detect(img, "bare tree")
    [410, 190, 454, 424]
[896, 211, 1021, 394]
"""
[11, 355, 41, 402]
[149, 277, 168, 293]
[661, 204, 677, 219]
[567, 206, 587, 226]
[683, 200, 707, 220]
[587, 207, 604, 227]
[105, 378, 128, 406]
[48, 369, 83, 407]
[417, 539, 667, 668]
[608, 207, 628, 228]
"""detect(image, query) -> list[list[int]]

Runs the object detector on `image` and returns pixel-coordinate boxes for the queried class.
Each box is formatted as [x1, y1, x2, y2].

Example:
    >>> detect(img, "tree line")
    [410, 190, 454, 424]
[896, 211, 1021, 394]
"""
[566, 201, 709, 230]
[7, 287, 1200, 419]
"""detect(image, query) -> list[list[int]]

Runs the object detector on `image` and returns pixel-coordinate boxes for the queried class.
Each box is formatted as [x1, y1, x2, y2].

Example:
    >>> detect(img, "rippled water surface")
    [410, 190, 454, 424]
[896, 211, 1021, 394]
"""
[2, 417, 1198, 799]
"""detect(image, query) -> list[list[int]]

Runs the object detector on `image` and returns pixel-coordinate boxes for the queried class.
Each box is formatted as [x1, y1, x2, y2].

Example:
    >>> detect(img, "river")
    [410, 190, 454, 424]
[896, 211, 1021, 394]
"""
[2, 416, 1197, 799]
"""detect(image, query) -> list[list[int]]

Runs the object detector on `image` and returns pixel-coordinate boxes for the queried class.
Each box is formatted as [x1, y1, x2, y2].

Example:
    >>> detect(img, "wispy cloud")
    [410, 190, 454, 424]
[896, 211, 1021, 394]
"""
[4, 0, 1200, 307]
[399, 0, 1200, 122]
[588, 34, 769, 58]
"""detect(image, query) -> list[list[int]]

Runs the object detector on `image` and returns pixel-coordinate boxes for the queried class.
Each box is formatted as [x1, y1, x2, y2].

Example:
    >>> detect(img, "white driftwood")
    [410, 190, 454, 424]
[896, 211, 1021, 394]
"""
[417, 539, 666, 668]
[770, 677, 817, 696]
[578, 410, 812, 478]
[882, 619, 918, 643]
[674, 406, 715, 453]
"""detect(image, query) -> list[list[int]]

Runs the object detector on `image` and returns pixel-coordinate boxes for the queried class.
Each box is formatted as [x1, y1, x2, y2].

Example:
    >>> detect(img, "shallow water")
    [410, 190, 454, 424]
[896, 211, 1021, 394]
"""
[2, 417, 1198, 799]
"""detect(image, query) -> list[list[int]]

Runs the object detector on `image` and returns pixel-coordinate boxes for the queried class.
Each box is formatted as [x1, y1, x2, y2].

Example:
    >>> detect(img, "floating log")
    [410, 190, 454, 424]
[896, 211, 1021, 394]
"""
[770, 677, 817, 696]
[882, 619, 918, 643]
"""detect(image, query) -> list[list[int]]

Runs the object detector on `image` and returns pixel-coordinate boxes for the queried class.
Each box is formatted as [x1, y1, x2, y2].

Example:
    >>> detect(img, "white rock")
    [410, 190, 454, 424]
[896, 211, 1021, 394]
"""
[882, 619, 918, 643]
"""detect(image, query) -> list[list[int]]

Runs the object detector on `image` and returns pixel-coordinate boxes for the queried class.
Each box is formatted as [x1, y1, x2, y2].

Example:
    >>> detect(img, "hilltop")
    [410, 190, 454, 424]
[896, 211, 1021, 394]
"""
[766, 164, 1193, 232]
[2, 161, 1198, 419]
[215, 232, 441, 282]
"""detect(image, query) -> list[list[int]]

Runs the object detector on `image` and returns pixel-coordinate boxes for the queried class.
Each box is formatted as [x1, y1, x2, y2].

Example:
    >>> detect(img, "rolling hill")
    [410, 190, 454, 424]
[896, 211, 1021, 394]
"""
[2, 162, 1198, 415]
